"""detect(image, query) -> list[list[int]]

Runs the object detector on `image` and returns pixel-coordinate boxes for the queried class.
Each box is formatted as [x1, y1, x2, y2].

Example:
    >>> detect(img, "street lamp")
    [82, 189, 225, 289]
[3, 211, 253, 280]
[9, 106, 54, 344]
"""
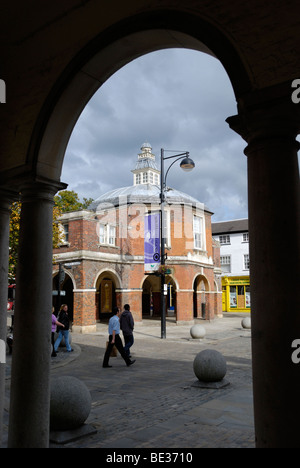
[160, 149, 195, 339]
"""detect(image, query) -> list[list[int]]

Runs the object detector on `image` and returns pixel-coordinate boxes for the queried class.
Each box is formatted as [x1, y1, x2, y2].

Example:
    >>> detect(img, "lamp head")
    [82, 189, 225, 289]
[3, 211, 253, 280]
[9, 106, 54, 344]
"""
[180, 155, 195, 172]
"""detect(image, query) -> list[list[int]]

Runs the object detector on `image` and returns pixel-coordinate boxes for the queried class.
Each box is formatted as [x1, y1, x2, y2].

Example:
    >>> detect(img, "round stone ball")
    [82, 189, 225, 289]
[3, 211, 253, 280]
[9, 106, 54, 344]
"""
[190, 324, 206, 339]
[193, 349, 227, 382]
[241, 317, 251, 329]
[50, 376, 92, 430]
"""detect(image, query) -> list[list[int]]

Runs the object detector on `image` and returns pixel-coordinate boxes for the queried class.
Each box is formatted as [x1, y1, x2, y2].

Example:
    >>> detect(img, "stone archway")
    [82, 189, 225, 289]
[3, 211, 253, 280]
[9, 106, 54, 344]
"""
[2, 4, 299, 449]
[52, 271, 75, 321]
[95, 270, 121, 322]
[27, 12, 251, 189]
[142, 274, 177, 319]
[0, 18, 255, 447]
[193, 275, 210, 319]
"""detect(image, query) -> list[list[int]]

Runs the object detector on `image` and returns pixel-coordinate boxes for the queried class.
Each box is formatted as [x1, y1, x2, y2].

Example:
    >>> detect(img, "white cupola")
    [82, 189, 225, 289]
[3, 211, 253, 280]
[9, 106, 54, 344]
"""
[131, 142, 160, 186]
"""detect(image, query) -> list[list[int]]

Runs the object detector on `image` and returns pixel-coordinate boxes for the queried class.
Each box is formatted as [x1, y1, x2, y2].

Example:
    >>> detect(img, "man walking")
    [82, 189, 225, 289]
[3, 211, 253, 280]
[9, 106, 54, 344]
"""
[120, 304, 134, 358]
[103, 306, 136, 368]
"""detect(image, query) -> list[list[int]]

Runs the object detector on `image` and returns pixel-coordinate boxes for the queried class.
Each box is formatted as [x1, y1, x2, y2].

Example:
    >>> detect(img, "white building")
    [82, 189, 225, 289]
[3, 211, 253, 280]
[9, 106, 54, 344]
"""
[212, 219, 251, 313]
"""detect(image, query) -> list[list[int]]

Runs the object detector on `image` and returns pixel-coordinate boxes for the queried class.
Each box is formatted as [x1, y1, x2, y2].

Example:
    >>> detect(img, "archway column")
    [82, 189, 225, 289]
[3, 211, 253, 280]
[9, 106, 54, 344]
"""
[72, 288, 97, 333]
[8, 178, 66, 448]
[0, 189, 18, 446]
[227, 96, 300, 448]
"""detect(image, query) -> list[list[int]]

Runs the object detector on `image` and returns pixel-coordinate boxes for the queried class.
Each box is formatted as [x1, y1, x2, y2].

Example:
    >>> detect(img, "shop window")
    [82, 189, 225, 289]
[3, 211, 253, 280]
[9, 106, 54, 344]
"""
[246, 286, 251, 308]
[230, 286, 237, 308]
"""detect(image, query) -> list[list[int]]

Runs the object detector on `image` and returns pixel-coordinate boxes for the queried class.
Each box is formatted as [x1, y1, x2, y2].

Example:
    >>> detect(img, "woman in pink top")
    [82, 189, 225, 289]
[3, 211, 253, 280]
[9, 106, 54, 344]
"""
[51, 307, 64, 357]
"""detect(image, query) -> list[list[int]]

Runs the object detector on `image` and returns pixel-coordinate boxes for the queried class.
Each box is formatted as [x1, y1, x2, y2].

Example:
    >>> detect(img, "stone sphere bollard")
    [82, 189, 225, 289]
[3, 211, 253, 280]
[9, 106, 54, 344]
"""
[50, 376, 92, 431]
[193, 349, 227, 382]
[190, 324, 206, 339]
[241, 317, 251, 329]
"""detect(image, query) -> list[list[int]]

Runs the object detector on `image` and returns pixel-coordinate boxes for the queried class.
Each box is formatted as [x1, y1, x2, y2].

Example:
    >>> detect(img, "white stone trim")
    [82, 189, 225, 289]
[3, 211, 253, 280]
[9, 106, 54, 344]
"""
[73, 289, 97, 293]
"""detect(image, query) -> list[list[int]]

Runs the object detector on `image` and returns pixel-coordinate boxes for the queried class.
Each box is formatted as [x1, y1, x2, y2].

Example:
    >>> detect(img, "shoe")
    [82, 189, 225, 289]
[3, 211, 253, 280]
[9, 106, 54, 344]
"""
[51, 353, 57, 357]
[67, 349, 74, 352]
[103, 364, 112, 368]
[127, 359, 136, 367]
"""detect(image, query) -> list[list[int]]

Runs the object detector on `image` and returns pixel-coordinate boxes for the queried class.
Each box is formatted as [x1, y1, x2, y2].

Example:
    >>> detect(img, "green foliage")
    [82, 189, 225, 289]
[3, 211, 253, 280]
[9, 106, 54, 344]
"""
[54, 190, 93, 213]
[8, 190, 94, 282]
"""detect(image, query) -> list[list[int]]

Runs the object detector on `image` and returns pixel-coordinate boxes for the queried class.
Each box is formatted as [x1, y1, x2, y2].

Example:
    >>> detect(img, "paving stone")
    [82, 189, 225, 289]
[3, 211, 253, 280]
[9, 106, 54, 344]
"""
[2, 314, 255, 448]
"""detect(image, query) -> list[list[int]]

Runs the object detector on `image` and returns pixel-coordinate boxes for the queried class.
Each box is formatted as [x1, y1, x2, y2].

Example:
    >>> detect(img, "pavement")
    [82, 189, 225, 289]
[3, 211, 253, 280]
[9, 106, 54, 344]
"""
[2, 313, 255, 449]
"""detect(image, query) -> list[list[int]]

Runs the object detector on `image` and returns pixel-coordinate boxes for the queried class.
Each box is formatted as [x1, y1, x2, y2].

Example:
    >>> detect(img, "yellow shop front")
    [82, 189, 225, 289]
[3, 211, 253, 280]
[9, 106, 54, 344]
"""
[222, 276, 251, 312]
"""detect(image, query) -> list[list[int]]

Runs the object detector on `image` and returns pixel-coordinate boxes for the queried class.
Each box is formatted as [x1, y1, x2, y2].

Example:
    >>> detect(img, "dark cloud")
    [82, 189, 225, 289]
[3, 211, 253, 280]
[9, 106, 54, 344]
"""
[62, 49, 248, 221]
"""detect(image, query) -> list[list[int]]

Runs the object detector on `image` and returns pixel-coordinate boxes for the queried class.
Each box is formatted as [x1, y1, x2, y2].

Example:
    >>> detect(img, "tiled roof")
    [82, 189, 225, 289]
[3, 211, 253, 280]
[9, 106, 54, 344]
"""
[212, 219, 248, 235]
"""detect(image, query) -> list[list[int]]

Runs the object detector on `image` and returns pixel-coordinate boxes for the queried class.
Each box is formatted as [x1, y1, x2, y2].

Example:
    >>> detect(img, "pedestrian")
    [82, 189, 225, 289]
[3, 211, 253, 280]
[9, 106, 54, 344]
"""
[54, 304, 73, 353]
[51, 307, 65, 357]
[103, 306, 136, 368]
[120, 304, 134, 358]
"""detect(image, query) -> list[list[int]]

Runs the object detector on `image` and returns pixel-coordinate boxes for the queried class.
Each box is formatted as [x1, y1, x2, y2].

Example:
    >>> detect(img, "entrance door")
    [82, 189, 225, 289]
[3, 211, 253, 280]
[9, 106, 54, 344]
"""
[237, 285, 245, 309]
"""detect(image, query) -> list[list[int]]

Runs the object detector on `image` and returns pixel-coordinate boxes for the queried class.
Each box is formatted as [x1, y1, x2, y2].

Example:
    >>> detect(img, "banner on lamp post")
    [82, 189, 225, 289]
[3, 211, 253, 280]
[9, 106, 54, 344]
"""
[144, 212, 161, 273]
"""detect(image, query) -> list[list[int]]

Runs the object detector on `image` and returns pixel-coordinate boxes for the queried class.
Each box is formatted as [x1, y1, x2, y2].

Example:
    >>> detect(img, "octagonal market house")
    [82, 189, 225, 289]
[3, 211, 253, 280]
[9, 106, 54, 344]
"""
[53, 143, 222, 333]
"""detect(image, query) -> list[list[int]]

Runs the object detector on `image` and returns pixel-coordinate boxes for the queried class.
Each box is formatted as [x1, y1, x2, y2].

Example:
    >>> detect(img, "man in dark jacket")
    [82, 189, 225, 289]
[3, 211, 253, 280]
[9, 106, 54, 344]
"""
[120, 304, 134, 358]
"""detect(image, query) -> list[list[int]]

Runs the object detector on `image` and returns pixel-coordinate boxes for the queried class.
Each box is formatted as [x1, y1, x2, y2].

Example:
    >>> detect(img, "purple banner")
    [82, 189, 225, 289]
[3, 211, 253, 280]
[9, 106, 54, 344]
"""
[144, 212, 161, 273]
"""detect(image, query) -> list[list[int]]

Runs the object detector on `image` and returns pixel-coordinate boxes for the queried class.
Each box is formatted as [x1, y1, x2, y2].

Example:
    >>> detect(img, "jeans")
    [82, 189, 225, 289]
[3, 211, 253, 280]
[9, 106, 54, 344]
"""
[124, 334, 134, 356]
[54, 329, 72, 352]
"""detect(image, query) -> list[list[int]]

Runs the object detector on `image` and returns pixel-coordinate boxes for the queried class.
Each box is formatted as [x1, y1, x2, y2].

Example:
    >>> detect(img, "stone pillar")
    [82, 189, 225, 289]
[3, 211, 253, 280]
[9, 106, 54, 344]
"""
[176, 290, 194, 323]
[72, 289, 97, 333]
[227, 96, 300, 448]
[8, 180, 65, 448]
[0, 190, 17, 446]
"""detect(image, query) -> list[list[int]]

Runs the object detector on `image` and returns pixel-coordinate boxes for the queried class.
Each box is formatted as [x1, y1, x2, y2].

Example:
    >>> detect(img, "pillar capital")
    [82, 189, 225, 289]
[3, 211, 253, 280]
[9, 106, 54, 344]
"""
[19, 176, 67, 203]
[227, 92, 300, 154]
[0, 188, 19, 211]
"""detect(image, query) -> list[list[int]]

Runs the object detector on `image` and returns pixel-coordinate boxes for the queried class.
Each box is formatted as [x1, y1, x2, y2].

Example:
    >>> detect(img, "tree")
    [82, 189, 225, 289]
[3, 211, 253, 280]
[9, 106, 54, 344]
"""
[8, 190, 94, 282]
[8, 202, 21, 282]
[54, 190, 93, 213]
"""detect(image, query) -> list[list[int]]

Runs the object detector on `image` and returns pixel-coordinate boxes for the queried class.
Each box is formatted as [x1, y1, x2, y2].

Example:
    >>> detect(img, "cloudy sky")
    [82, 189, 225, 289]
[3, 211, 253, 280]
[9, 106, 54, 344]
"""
[62, 48, 248, 222]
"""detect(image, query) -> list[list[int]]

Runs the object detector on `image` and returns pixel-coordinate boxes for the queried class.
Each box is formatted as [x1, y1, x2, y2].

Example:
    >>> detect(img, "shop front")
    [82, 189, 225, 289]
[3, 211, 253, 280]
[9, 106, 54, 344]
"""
[222, 276, 251, 312]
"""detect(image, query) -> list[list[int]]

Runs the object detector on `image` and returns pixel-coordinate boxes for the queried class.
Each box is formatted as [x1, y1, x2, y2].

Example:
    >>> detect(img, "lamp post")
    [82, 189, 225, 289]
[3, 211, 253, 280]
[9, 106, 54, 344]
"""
[160, 148, 195, 339]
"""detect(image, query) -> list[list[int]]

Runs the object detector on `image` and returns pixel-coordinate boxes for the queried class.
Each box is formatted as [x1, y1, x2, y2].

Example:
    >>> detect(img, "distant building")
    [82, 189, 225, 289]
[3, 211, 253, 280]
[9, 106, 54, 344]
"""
[53, 143, 222, 332]
[212, 219, 250, 313]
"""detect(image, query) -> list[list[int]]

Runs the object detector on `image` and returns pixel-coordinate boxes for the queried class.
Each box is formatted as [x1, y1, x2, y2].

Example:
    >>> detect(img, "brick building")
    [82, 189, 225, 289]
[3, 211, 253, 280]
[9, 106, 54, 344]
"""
[53, 143, 222, 333]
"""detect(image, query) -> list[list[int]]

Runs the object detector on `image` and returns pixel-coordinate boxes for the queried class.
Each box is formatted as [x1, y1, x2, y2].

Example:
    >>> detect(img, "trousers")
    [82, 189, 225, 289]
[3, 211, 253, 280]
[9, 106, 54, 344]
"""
[103, 333, 131, 366]
[123, 334, 134, 356]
